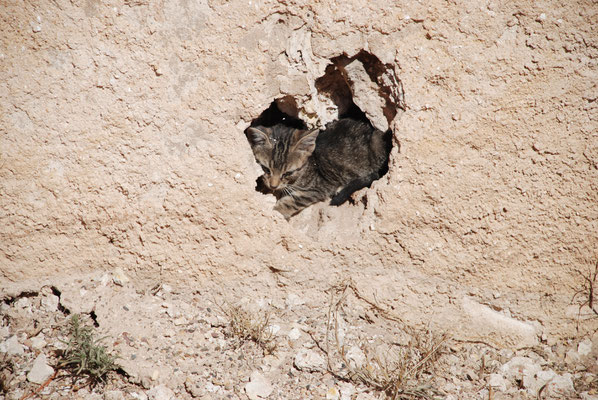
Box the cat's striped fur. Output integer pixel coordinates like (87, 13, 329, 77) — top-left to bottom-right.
(246, 118, 391, 220)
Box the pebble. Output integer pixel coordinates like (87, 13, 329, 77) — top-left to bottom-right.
(245, 371, 273, 399)
(346, 346, 366, 369)
(41, 294, 59, 312)
(488, 373, 508, 391)
(104, 390, 125, 400)
(130, 392, 149, 400)
(27, 354, 54, 384)
(287, 327, 301, 341)
(148, 384, 175, 400)
(326, 386, 340, 400)
(1, 335, 25, 355)
(173, 317, 186, 326)
(0, 326, 9, 339)
(578, 339, 592, 356)
(15, 297, 31, 309)
(30, 334, 47, 350)
(285, 293, 305, 309)
(113, 267, 130, 286)
(338, 382, 355, 400)
(294, 349, 326, 372)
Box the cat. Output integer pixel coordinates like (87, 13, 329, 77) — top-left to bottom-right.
(245, 118, 391, 220)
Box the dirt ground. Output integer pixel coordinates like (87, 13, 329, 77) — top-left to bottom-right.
(1, 0, 597, 399)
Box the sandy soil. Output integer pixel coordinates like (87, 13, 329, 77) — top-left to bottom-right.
(1, 0, 597, 398)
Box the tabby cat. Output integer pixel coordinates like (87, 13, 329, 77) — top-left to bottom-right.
(245, 118, 391, 220)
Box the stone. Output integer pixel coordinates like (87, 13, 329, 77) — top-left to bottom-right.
(185, 379, 203, 398)
(104, 390, 125, 400)
(41, 294, 59, 312)
(245, 371, 273, 399)
(294, 349, 326, 372)
(488, 373, 508, 391)
(500, 357, 574, 396)
(148, 384, 175, 400)
(288, 327, 301, 341)
(1, 335, 24, 355)
(30, 334, 47, 350)
(27, 354, 54, 384)
(0, 326, 9, 339)
(346, 346, 366, 369)
(130, 392, 149, 400)
(285, 293, 305, 308)
(544, 373, 574, 397)
(338, 382, 356, 400)
(112, 267, 130, 286)
(578, 339, 593, 356)
(326, 386, 340, 400)
(462, 297, 538, 348)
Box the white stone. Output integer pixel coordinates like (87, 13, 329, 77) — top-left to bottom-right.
(287, 327, 301, 341)
(0, 326, 9, 339)
(104, 390, 125, 400)
(148, 384, 174, 400)
(41, 294, 59, 312)
(112, 267, 130, 286)
(285, 293, 305, 308)
(488, 373, 508, 391)
(578, 339, 592, 356)
(15, 297, 31, 309)
(294, 349, 326, 372)
(545, 373, 574, 397)
(130, 392, 149, 400)
(268, 324, 280, 336)
(30, 334, 47, 350)
(1, 335, 24, 355)
(27, 354, 54, 384)
(346, 346, 366, 369)
(462, 297, 538, 348)
(245, 371, 273, 399)
(326, 386, 340, 400)
(339, 382, 355, 400)
(501, 357, 573, 396)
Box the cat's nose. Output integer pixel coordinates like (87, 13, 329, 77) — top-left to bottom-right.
(269, 177, 280, 189)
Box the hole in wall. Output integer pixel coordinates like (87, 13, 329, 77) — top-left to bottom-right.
(245, 50, 403, 220)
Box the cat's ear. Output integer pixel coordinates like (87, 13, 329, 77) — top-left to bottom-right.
(292, 128, 319, 154)
(245, 127, 271, 148)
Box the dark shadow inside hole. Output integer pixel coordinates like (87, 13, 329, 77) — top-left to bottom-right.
(248, 97, 306, 129)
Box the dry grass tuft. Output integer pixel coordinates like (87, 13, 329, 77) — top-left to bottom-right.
(324, 279, 448, 400)
(221, 303, 277, 355)
(572, 259, 598, 330)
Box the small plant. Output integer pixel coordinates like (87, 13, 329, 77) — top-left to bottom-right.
(58, 314, 119, 383)
(572, 259, 598, 330)
(221, 303, 277, 355)
(324, 280, 447, 400)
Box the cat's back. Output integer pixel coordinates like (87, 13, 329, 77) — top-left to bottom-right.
(314, 118, 390, 164)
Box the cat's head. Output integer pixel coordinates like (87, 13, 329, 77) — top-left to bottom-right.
(245, 124, 319, 191)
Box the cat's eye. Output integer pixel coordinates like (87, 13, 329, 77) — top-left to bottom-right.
(282, 170, 296, 179)
(260, 165, 271, 175)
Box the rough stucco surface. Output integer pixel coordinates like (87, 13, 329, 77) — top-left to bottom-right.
(1, 0, 597, 347)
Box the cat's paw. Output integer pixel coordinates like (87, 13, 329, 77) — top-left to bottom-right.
(274, 198, 300, 221)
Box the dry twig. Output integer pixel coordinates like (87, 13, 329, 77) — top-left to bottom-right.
(324, 279, 448, 400)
